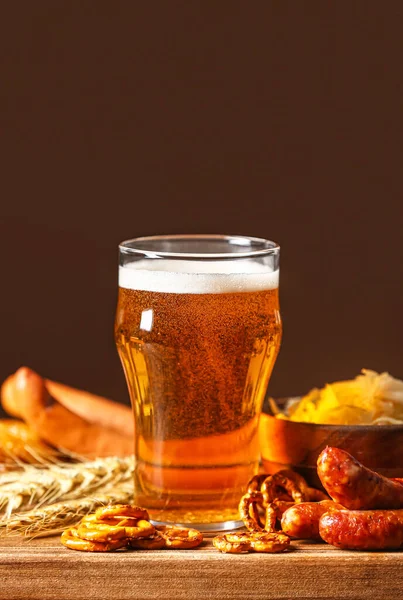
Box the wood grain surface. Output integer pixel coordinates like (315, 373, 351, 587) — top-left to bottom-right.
(0, 534, 402, 600)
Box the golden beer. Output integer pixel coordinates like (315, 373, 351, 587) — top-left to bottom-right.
(115, 236, 281, 530)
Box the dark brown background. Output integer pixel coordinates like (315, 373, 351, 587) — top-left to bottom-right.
(1, 2, 402, 417)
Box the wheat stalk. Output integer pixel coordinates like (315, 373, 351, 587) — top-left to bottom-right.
(0, 456, 134, 517)
(0, 456, 135, 537)
(2, 486, 134, 538)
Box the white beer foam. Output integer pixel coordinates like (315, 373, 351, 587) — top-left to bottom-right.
(119, 259, 279, 294)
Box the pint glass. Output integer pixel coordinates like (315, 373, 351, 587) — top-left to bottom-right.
(115, 235, 281, 531)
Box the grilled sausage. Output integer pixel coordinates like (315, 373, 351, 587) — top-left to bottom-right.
(281, 500, 343, 540)
(317, 447, 403, 510)
(319, 508, 403, 550)
(1, 367, 133, 456)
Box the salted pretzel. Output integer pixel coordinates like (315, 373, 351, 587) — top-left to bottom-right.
(80, 514, 99, 524)
(61, 527, 127, 552)
(77, 522, 127, 542)
(239, 470, 311, 534)
(80, 515, 155, 540)
(238, 491, 266, 531)
(155, 525, 203, 549)
(95, 504, 149, 521)
(123, 520, 156, 539)
(82, 514, 146, 528)
(128, 533, 167, 550)
(248, 531, 290, 553)
(238, 491, 296, 533)
(264, 500, 295, 532)
(274, 469, 310, 494)
(129, 525, 204, 550)
(103, 517, 144, 527)
(261, 472, 306, 506)
(61, 504, 203, 552)
(246, 474, 269, 493)
(213, 533, 252, 554)
(213, 530, 290, 554)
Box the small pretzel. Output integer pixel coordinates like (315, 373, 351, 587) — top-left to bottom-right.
(156, 526, 203, 549)
(129, 533, 167, 550)
(247, 474, 269, 493)
(82, 515, 142, 528)
(277, 470, 310, 494)
(261, 473, 306, 506)
(61, 528, 127, 552)
(60, 506, 204, 553)
(213, 533, 252, 554)
(77, 522, 127, 543)
(264, 500, 294, 532)
(81, 516, 155, 540)
(107, 517, 144, 527)
(213, 530, 290, 554)
(274, 493, 294, 502)
(80, 514, 99, 524)
(238, 491, 265, 532)
(95, 504, 149, 521)
(240, 471, 309, 534)
(124, 519, 156, 540)
(249, 531, 290, 553)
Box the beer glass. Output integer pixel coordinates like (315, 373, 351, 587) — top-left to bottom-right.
(115, 235, 281, 531)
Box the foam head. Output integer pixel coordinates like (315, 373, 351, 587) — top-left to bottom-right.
(119, 259, 279, 294)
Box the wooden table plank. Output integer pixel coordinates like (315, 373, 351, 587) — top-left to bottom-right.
(0, 535, 402, 600)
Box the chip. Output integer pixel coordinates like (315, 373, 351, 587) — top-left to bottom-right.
(272, 370, 403, 425)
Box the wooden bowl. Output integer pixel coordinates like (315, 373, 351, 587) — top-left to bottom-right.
(259, 401, 403, 488)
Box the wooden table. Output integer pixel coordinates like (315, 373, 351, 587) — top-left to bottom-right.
(0, 534, 402, 600)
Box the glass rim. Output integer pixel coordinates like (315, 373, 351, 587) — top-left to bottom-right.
(119, 234, 280, 260)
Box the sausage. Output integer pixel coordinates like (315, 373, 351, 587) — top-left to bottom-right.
(2, 367, 133, 437)
(1, 367, 133, 456)
(317, 447, 403, 510)
(281, 500, 343, 540)
(319, 508, 403, 550)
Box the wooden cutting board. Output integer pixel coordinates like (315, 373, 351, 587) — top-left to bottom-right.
(0, 534, 402, 600)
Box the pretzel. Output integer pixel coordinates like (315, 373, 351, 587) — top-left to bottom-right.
(239, 493, 294, 533)
(61, 505, 204, 553)
(95, 504, 149, 521)
(238, 491, 265, 532)
(124, 520, 156, 539)
(77, 522, 127, 542)
(213, 533, 252, 554)
(61, 528, 127, 552)
(128, 526, 203, 550)
(80, 514, 126, 526)
(80, 514, 99, 524)
(261, 472, 307, 506)
(247, 474, 269, 494)
(105, 517, 144, 527)
(128, 533, 167, 550)
(264, 500, 295, 533)
(155, 526, 203, 549)
(213, 531, 290, 554)
(82, 514, 142, 528)
(240, 471, 310, 533)
(248, 531, 290, 553)
(80, 516, 155, 540)
(276, 469, 310, 494)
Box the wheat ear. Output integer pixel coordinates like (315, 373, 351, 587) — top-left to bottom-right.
(0, 456, 134, 523)
(2, 486, 134, 538)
